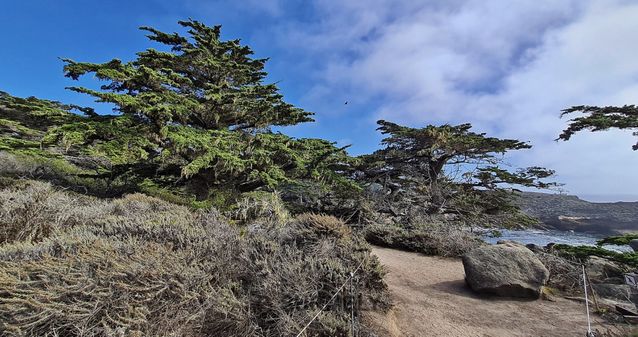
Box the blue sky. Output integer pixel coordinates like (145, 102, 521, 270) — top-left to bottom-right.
(2, 0, 638, 201)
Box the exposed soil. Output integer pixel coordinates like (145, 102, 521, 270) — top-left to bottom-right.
(364, 246, 621, 337)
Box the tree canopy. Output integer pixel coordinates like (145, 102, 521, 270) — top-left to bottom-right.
(63, 20, 313, 131)
(360, 120, 553, 189)
(0, 21, 354, 207)
(0, 19, 556, 225)
(559, 105, 638, 150)
(356, 120, 555, 222)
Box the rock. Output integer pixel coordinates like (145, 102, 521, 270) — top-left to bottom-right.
(586, 256, 624, 283)
(591, 283, 631, 302)
(540, 286, 557, 302)
(629, 239, 638, 252)
(496, 240, 542, 253)
(525, 243, 542, 253)
(463, 244, 549, 298)
(366, 183, 384, 194)
(496, 240, 524, 248)
(604, 277, 626, 285)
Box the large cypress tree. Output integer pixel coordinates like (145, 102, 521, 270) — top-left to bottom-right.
(358, 120, 555, 219)
(63, 20, 312, 131)
(362, 120, 553, 189)
(2, 21, 354, 204)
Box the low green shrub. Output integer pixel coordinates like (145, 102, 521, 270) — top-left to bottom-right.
(554, 244, 638, 269)
(597, 233, 638, 246)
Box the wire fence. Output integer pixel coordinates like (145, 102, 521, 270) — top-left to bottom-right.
(295, 259, 365, 337)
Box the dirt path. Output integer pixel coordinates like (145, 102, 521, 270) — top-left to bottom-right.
(365, 246, 615, 337)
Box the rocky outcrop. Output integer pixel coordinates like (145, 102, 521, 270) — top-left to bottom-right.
(586, 256, 625, 283)
(591, 284, 631, 302)
(463, 243, 549, 298)
(630, 239, 638, 252)
(516, 192, 638, 234)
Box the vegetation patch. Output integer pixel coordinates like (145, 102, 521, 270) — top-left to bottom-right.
(0, 181, 388, 337)
(554, 244, 638, 269)
(0, 18, 572, 336)
(364, 221, 483, 257)
(597, 233, 638, 246)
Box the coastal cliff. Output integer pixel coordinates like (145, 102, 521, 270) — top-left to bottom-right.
(517, 192, 638, 234)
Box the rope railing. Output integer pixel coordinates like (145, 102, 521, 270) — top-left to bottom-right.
(582, 265, 593, 336)
(295, 259, 365, 337)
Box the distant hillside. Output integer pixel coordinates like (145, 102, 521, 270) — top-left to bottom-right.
(516, 192, 638, 234)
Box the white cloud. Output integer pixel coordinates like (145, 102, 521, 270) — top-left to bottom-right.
(179, 0, 285, 19)
(273, 0, 638, 200)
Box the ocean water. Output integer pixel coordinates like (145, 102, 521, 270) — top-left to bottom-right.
(482, 229, 632, 253)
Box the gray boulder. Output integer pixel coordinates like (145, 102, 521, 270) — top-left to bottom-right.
(586, 256, 624, 283)
(630, 239, 638, 252)
(495, 240, 541, 253)
(591, 283, 631, 302)
(496, 240, 524, 248)
(463, 244, 549, 298)
(525, 243, 542, 253)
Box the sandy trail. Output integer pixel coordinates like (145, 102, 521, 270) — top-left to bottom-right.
(366, 246, 614, 337)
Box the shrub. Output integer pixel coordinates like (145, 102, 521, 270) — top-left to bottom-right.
(554, 244, 638, 269)
(597, 233, 638, 246)
(0, 182, 388, 336)
(534, 250, 582, 293)
(287, 213, 352, 241)
(0, 180, 87, 244)
(230, 191, 291, 225)
(364, 221, 482, 257)
(0, 151, 125, 198)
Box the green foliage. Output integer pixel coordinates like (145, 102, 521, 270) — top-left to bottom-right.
(357, 120, 555, 224)
(0, 151, 121, 201)
(63, 20, 312, 131)
(368, 120, 555, 188)
(0, 91, 79, 154)
(137, 178, 202, 207)
(486, 229, 503, 238)
(554, 244, 638, 268)
(230, 191, 290, 225)
(473, 166, 556, 190)
(0, 91, 81, 130)
(559, 105, 638, 150)
(360, 120, 555, 193)
(0, 21, 359, 207)
(369, 120, 534, 183)
(0, 118, 39, 138)
(42, 115, 153, 162)
(596, 233, 638, 246)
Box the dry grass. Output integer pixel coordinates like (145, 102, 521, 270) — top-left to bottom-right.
(534, 250, 582, 294)
(230, 191, 291, 225)
(289, 214, 353, 241)
(0, 180, 388, 337)
(0, 181, 93, 245)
